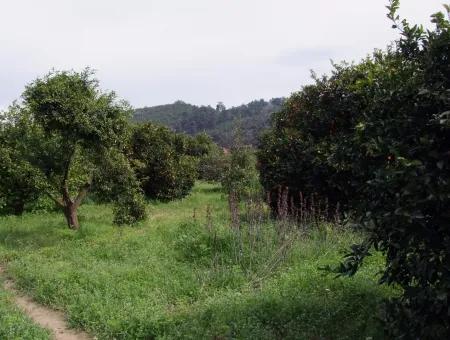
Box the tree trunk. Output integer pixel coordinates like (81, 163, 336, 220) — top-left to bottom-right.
(63, 203, 80, 230)
(12, 200, 25, 216)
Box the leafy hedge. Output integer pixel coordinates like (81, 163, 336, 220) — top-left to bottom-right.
(258, 2, 450, 338)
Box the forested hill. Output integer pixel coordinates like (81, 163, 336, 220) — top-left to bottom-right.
(133, 98, 285, 146)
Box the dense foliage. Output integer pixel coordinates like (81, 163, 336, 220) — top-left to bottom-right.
(129, 123, 198, 201)
(0, 105, 41, 215)
(0, 70, 146, 228)
(197, 145, 229, 182)
(221, 126, 259, 200)
(258, 2, 450, 338)
(133, 98, 284, 147)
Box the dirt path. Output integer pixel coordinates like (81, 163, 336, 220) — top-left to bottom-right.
(0, 266, 92, 340)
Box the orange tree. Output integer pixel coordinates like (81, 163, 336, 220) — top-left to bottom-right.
(129, 123, 197, 201)
(5, 69, 146, 229)
(258, 2, 450, 337)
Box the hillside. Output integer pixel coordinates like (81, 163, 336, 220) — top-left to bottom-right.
(133, 98, 285, 146)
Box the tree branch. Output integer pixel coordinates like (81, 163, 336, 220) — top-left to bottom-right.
(45, 191, 65, 208)
(74, 180, 92, 208)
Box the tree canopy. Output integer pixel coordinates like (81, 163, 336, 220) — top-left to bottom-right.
(0, 69, 146, 229)
(258, 1, 450, 337)
(129, 123, 199, 201)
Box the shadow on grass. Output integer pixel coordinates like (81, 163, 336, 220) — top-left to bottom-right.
(161, 278, 386, 340)
(0, 215, 75, 253)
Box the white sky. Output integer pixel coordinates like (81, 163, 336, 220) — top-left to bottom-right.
(0, 0, 446, 109)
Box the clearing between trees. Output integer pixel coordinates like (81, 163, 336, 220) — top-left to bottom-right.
(0, 182, 393, 339)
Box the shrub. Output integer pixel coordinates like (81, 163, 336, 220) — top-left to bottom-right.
(0, 105, 41, 215)
(113, 190, 147, 225)
(197, 147, 229, 182)
(222, 124, 260, 200)
(183, 132, 216, 158)
(130, 123, 197, 201)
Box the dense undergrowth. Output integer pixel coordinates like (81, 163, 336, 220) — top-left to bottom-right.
(0, 182, 394, 339)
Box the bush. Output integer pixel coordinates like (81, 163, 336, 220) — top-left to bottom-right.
(258, 2, 450, 338)
(91, 148, 147, 225)
(113, 190, 147, 225)
(222, 124, 260, 200)
(130, 123, 197, 201)
(197, 145, 229, 182)
(0, 106, 41, 215)
(183, 132, 216, 158)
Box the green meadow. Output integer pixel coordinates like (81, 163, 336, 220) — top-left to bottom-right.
(0, 182, 393, 339)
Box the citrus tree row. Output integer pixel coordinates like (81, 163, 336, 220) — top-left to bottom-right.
(258, 1, 450, 338)
(0, 69, 219, 228)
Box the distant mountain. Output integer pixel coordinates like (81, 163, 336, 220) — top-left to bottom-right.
(133, 98, 285, 147)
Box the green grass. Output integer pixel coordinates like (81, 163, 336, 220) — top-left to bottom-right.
(0, 279, 50, 339)
(0, 182, 394, 339)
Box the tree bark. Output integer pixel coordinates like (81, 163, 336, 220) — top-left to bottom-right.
(60, 181, 90, 230)
(63, 203, 80, 230)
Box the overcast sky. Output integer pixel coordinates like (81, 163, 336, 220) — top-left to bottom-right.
(0, 0, 445, 109)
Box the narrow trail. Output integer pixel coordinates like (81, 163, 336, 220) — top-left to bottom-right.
(0, 266, 92, 340)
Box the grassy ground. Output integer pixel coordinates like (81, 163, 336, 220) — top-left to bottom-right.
(0, 285, 50, 340)
(0, 182, 393, 339)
